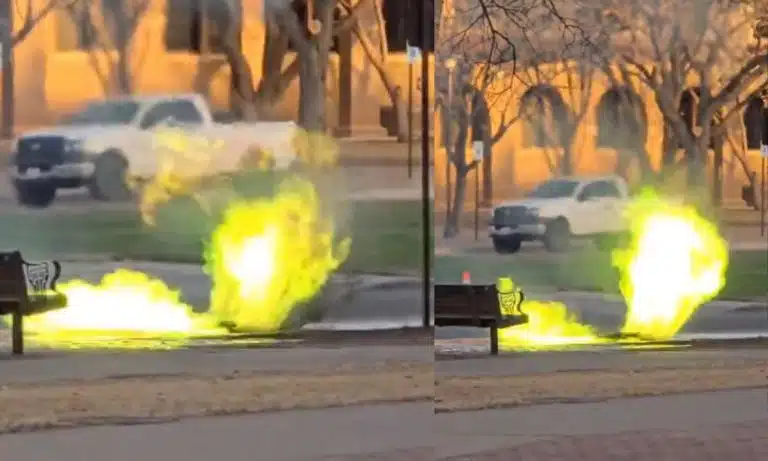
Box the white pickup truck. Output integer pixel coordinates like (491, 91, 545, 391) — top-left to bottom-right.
(489, 175, 631, 253)
(8, 93, 299, 207)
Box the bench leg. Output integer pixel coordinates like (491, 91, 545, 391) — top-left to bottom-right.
(490, 325, 499, 356)
(11, 303, 23, 356)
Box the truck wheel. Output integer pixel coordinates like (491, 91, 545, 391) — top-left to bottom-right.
(493, 237, 522, 254)
(544, 218, 570, 252)
(89, 151, 133, 201)
(15, 183, 56, 208)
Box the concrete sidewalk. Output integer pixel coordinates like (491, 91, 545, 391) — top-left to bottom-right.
(0, 403, 435, 461)
(1, 390, 766, 460)
(436, 389, 768, 459)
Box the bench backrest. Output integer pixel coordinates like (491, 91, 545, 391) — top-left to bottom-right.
(434, 284, 501, 327)
(0, 251, 28, 304)
(0, 250, 62, 314)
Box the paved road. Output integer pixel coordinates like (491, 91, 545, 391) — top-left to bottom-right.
(1, 390, 766, 460)
(0, 340, 431, 461)
(0, 403, 434, 461)
(435, 389, 768, 460)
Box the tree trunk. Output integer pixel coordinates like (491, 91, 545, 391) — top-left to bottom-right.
(686, 145, 706, 189)
(223, 43, 257, 120)
(298, 48, 326, 131)
(254, 28, 293, 113)
(661, 122, 677, 170)
(712, 135, 724, 206)
(560, 146, 574, 175)
(444, 164, 468, 238)
(443, 104, 471, 238)
(115, 53, 132, 95)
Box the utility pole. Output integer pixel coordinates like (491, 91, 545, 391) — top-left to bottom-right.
(419, 0, 432, 328)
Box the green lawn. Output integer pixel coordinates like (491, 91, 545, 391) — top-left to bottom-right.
(435, 249, 767, 300)
(0, 181, 424, 275)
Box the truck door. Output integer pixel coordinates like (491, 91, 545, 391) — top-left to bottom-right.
(572, 181, 606, 235)
(578, 180, 624, 233)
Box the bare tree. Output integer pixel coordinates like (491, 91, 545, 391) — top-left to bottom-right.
(587, 0, 768, 199)
(516, 58, 599, 176)
(195, 0, 368, 130)
(438, 0, 591, 237)
(10, 0, 73, 46)
(64, 0, 151, 95)
(205, 0, 359, 130)
(338, 0, 411, 142)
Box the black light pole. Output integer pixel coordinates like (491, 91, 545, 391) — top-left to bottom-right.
(419, 0, 432, 328)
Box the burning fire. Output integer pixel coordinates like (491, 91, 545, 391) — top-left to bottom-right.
(499, 191, 729, 350)
(205, 177, 350, 332)
(24, 270, 224, 348)
(7, 128, 349, 347)
(498, 300, 604, 350)
(615, 192, 728, 339)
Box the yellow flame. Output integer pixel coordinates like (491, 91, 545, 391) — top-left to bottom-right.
(18, 270, 223, 348)
(614, 191, 728, 339)
(293, 130, 339, 168)
(499, 300, 604, 350)
(499, 190, 729, 350)
(135, 127, 227, 225)
(3, 127, 349, 348)
(205, 177, 350, 332)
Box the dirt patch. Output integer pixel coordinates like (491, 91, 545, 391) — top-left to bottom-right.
(436, 360, 768, 412)
(0, 361, 430, 433)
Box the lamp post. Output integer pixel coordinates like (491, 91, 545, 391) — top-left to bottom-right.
(444, 57, 456, 217)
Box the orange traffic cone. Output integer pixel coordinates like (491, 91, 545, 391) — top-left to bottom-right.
(461, 271, 471, 285)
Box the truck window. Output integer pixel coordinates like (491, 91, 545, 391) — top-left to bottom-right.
(581, 180, 622, 200)
(140, 100, 204, 129)
(526, 179, 580, 199)
(63, 101, 140, 125)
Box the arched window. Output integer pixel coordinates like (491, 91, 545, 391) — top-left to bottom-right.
(744, 96, 764, 150)
(595, 87, 647, 150)
(519, 85, 570, 148)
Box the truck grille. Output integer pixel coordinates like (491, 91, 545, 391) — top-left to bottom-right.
(493, 206, 537, 226)
(16, 136, 65, 169)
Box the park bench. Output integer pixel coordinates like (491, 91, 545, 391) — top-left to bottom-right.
(0, 250, 67, 355)
(434, 283, 528, 355)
